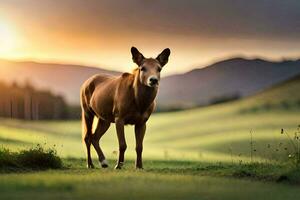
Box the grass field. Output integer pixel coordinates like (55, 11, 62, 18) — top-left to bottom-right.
(1, 105, 299, 200)
(0, 104, 299, 163)
(1, 159, 300, 200)
(1, 76, 300, 199)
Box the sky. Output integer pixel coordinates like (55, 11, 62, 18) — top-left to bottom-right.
(0, 0, 299, 75)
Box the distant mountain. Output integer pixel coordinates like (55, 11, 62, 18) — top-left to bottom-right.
(158, 58, 300, 107)
(1, 58, 300, 107)
(0, 60, 120, 105)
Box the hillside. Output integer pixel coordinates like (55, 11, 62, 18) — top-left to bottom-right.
(158, 58, 300, 107)
(1, 73, 300, 160)
(0, 59, 120, 105)
(237, 74, 300, 112)
(1, 73, 300, 166)
(1, 58, 300, 107)
(247, 74, 300, 102)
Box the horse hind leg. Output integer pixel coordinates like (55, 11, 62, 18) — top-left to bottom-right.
(91, 119, 111, 168)
(82, 110, 94, 169)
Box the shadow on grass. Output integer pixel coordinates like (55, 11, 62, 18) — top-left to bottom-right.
(1, 147, 299, 185)
(62, 157, 300, 185)
(0, 137, 33, 146)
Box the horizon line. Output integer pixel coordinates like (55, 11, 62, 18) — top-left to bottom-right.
(1, 54, 299, 77)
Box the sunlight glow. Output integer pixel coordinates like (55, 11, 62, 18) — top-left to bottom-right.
(0, 21, 17, 55)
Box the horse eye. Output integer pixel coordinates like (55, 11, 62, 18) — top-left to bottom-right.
(141, 67, 147, 72)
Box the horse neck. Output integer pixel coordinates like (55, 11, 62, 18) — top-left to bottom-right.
(133, 70, 157, 113)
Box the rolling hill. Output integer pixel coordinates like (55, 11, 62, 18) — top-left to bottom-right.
(1, 73, 300, 162)
(158, 58, 300, 107)
(1, 58, 300, 106)
(0, 59, 120, 105)
(237, 74, 300, 112)
(1, 63, 299, 200)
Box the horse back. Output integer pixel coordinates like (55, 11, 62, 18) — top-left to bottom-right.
(82, 73, 133, 121)
(80, 74, 114, 113)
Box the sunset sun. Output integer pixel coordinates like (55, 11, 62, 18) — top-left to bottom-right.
(0, 21, 17, 54)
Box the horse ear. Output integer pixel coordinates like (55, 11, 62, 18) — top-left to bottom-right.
(156, 48, 170, 67)
(131, 47, 145, 66)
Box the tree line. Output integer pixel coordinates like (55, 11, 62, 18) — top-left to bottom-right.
(0, 81, 80, 120)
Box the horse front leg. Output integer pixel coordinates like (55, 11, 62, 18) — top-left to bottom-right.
(115, 118, 127, 169)
(135, 123, 146, 169)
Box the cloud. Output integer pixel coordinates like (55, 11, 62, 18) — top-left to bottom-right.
(2, 0, 300, 40)
(1, 0, 299, 74)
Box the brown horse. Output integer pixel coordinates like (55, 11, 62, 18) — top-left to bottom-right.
(80, 47, 170, 169)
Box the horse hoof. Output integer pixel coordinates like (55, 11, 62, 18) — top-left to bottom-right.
(102, 164, 108, 168)
(87, 164, 94, 169)
(135, 166, 144, 170)
(114, 163, 124, 169)
(114, 165, 122, 169)
(100, 159, 109, 168)
(114, 162, 124, 169)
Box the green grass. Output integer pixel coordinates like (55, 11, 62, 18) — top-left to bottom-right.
(238, 74, 300, 113)
(0, 145, 62, 171)
(0, 107, 299, 163)
(1, 75, 300, 199)
(1, 159, 300, 200)
(0, 107, 299, 200)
